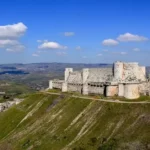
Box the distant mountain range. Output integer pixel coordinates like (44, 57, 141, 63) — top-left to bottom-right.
(0, 63, 112, 75)
(0, 63, 150, 75)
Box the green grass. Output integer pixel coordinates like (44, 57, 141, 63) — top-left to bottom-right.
(0, 97, 7, 103)
(47, 89, 150, 102)
(0, 93, 150, 150)
(0, 81, 33, 95)
(47, 88, 61, 93)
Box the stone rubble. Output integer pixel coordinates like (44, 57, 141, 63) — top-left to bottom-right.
(0, 98, 24, 112)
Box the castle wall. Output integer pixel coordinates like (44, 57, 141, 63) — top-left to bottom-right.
(114, 61, 124, 80)
(88, 68, 113, 82)
(106, 85, 118, 97)
(53, 81, 63, 89)
(62, 82, 68, 92)
(83, 84, 88, 95)
(83, 69, 89, 83)
(139, 81, 150, 95)
(88, 85, 104, 95)
(123, 62, 139, 81)
(114, 62, 146, 82)
(68, 84, 82, 93)
(49, 61, 147, 100)
(49, 80, 53, 89)
(68, 71, 82, 84)
(138, 66, 146, 81)
(124, 84, 140, 99)
(118, 84, 124, 96)
(65, 68, 73, 81)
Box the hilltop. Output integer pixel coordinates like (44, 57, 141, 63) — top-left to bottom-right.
(0, 92, 150, 150)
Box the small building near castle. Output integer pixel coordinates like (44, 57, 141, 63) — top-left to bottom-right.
(49, 61, 150, 99)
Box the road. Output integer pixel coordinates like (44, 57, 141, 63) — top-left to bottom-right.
(42, 92, 150, 104)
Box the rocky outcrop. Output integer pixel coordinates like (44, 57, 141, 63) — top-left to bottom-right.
(0, 98, 24, 112)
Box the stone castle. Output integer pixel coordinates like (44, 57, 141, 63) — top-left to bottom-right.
(49, 61, 150, 99)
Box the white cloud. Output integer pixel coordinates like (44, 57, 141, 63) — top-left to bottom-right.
(0, 39, 19, 47)
(0, 22, 27, 53)
(133, 48, 140, 52)
(82, 56, 87, 59)
(38, 41, 67, 50)
(32, 53, 39, 57)
(37, 50, 42, 53)
(120, 52, 127, 55)
(37, 40, 42, 43)
(0, 22, 27, 39)
(112, 51, 127, 55)
(64, 32, 75, 37)
(102, 39, 119, 46)
(6, 44, 25, 52)
(56, 51, 67, 56)
(76, 46, 81, 50)
(117, 33, 148, 42)
(97, 53, 103, 56)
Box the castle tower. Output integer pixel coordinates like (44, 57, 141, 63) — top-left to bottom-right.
(65, 68, 73, 81)
(114, 61, 124, 80)
(140, 66, 146, 76)
(82, 68, 89, 95)
(82, 68, 89, 84)
(49, 80, 53, 89)
(62, 82, 68, 92)
(139, 66, 146, 81)
(124, 83, 140, 99)
(127, 62, 139, 79)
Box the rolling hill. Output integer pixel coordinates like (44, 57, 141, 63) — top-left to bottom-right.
(0, 93, 150, 150)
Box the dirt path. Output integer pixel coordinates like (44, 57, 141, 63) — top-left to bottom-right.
(42, 92, 150, 104)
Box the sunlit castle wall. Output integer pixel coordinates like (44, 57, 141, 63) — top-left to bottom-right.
(65, 68, 73, 81)
(123, 62, 139, 80)
(114, 61, 124, 80)
(82, 69, 89, 95)
(138, 66, 146, 81)
(114, 62, 146, 82)
(82, 68, 89, 84)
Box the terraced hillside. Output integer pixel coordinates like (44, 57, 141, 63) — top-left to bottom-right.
(0, 93, 150, 150)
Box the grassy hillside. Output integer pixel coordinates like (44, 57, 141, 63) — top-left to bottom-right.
(0, 81, 33, 95)
(0, 93, 150, 150)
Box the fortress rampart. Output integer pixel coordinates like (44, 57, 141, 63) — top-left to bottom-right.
(49, 61, 149, 99)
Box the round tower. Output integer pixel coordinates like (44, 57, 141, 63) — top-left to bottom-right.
(124, 83, 140, 99)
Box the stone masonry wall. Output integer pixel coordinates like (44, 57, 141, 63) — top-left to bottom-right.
(53, 81, 63, 89)
(88, 85, 104, 95)
(114, 62, 146, 82)
(139, 81, 150, 95)
(68, 84, 82, 93)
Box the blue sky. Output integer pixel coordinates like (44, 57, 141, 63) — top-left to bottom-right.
(0, 0, 150, 65)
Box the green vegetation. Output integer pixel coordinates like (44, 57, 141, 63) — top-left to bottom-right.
(47, 88, 62, 93)
(0, 93, 150, 150)
(0, 81, 33, 103)
(0, 81, 33, 95)
(47, 89, 150, 102)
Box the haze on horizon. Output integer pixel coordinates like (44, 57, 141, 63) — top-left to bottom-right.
(0, 0, 150, 65)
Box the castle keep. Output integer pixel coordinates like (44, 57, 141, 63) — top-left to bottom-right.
(49, 61, 150, 99)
